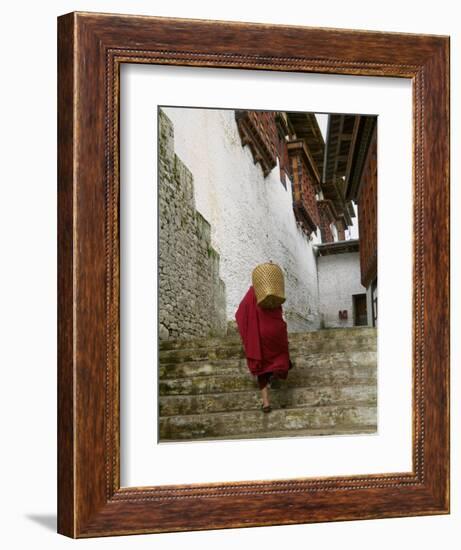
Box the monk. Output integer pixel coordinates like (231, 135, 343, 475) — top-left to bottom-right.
(235, 285, 293, 413)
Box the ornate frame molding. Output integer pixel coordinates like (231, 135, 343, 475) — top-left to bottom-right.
(58, 12, 449, 537)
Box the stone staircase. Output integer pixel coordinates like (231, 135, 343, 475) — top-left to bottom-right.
(158, 327, 377, 441)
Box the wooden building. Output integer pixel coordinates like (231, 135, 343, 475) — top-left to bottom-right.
(235, 109, 378, 326)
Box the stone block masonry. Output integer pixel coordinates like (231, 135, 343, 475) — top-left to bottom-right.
(158, 109, 227, 341)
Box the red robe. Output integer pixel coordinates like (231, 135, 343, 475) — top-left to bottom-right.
(235, 286, 291, 379)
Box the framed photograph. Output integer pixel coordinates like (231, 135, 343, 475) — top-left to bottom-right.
(58, 12, 450, 537)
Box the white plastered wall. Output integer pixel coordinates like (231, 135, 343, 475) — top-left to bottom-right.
(162, 107, 321, 331)
(317, 251, 368, 328)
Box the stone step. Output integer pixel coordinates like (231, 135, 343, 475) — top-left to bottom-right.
(159, 365, 376, 396)
(159, 350, 376, 380)
(158, 335, 376, 364)
(159, 383, 377, 416)
(159, 327, 377, 351)
(159, 404, 377, 440)
(184, 425, 377, 441)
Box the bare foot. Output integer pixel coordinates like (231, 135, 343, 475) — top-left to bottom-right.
(261, 386, 270, 408)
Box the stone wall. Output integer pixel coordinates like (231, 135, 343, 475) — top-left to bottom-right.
(158, 109, 226, 340)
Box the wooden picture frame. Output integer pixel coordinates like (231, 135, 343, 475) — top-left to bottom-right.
(57, 11, 450, 537)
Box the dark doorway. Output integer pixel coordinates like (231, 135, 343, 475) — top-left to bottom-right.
(353, 294, 368, 326)
(371, 278, 378, 327)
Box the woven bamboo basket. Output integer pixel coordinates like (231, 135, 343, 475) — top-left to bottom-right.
(252, 262, 286, 309)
